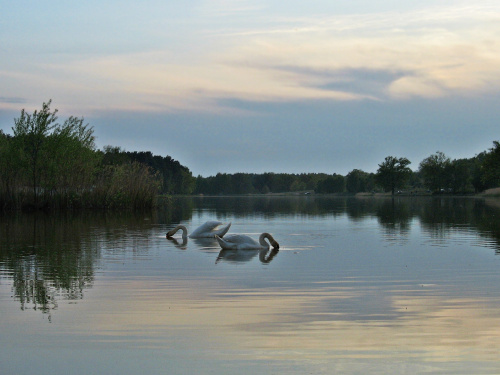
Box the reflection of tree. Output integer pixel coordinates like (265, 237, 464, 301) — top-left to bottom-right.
(158, 196, 194, 223)
(180, 196, 500, 252)
(483, 200, 500, 253)
(0, 212, 101, 319)
(375, 198, 412, 235)
(185, 196, 348, 219)
(3, 195, 500, 321)
(419, 198, 500, 252)
(0, 205, 194, 318)
(0, 199, 194, 319)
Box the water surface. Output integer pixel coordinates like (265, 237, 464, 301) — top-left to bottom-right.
(1, 196, 500, 374)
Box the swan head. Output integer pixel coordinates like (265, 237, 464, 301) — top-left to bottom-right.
(261, 233, 279, 249)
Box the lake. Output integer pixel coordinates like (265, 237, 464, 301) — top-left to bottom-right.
(1, 196, 500, 374)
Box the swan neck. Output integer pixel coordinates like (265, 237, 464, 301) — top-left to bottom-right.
(168, 224, 188, 238)
(259, 233, 273, 247)
(178, 225, 188, 237)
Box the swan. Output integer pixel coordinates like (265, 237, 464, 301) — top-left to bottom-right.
(215, 233, 279, 250)
(166, 221, 231, 239)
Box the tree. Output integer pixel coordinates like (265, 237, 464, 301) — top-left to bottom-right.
(346, 169, 374, 193)
(0, 130, 19, 208)
(45, 115, 100, 204)
(419, 151, 451, 192)
(11, 101, 101, 207)
(375, 156, 412, 195)
(481, 141, 500, 189)
(470, 152, 487, 193)
(448, 158, 474, 193)
(12, 100, 58, 205)
(316, 174, 345, 194)
(231, 173, 255, 194)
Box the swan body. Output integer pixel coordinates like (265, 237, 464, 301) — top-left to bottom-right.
(166, 221, 231, 239)
(215, 233, 279, 250)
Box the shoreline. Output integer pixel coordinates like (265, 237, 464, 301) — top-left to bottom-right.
(169, 187, 500, 199)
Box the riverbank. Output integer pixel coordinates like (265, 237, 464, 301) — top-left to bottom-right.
(182, 187, 500, 199)
(482, 187, 500, 197)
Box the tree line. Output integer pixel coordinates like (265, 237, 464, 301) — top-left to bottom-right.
(193, 145, 499, 196)
(1, 101, 499, 211)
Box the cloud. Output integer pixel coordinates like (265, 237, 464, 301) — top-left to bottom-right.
(0, 96, 26, 104)
(2, 1, 500, 115)
(216, 6, 500, 101)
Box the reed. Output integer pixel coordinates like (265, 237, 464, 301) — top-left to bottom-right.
(91, 162, 161, 209)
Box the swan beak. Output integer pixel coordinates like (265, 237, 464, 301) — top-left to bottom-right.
(166, 230, 174, 238)
(271, 241, 279, 249)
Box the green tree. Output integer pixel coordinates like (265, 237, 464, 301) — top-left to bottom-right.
(0, 130, 20, 208)
(231, 173, 255, 194)
(346, 169, 374, 193)
(290, 179, 306, 192)
(46, 115, 100, 205)
(470, 152, 487, 192)
(449, 158, 474, 193)
(316, 174, 345, 194)
(419, 151, 451, 192)
(481, 141, 500, 189)
(118, 150, 195, 195)
(10, 101, 100, 208)
(101, 146, 130, 165)
(12, 100, 58, 205)
(375, 156, 412, 195)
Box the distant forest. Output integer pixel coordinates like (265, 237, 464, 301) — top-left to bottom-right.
(95, 140, 500, 196)
(1, 101, 499, 211)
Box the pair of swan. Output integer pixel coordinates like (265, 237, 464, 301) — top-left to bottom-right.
(166, 221, 279, 250)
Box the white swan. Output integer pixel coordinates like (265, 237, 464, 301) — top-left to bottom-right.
(166, 221, 231, 239)
(215, 233, 279, 250)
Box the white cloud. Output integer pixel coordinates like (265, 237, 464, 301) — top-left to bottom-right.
(2, 1, 500, 114)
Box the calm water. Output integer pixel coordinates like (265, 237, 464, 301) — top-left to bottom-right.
(1, 196, 500, 374)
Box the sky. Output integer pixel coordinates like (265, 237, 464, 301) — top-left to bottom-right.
(1, 0, 499, 176)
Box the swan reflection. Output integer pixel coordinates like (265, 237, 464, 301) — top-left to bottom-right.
(216, 248, 279, 264)
(215, 233, 279, 250)
(166, 236, 222, 252)
(166, 236, 188, 249)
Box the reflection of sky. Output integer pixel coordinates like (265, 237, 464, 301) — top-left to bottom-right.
(2, 201, 500, 374)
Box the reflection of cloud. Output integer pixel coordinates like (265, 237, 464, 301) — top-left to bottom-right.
(88, 279, 500, 366)
(196, 0, 264, 17)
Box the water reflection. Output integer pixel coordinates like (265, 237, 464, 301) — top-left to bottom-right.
(180, 196, 500, 252)
(2, 196, 500, 319)
(2, 196, 500, 374)
(0, 209, 172, 317)
(166, 236, 188, 249)
(166, 236, 220, 250)
(0, 212, 101, 319)
(216, 248, 279, 264)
